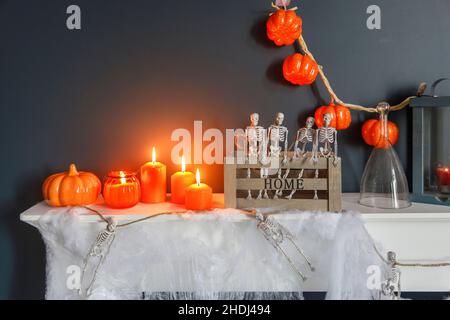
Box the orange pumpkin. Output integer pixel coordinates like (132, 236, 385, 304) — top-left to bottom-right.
(283, 54, 319, 85)
(42, 164, 101, 207)
(267, 10, 302, 46)
(314, 104, 352, 130)
(362, 119, 399, 148)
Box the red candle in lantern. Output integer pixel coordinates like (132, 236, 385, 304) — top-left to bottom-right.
(103, 171, 141, 209)
(436, 166, 450, 186)
(185, 169, 213, 211)
(171, 156, 196, 204)
(140, 147, 167, 203)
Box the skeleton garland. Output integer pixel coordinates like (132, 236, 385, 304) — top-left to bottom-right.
(242, 112, 338, 200)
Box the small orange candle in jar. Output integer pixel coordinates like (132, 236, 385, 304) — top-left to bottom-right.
(185, 169, 213, 211)
(171, 156, 195, 204)
(103, 171, 141, 209)
(140, 147, 167, 203)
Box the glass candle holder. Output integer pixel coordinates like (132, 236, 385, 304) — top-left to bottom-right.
(103, 171, 141, 209)
(436, 165, 450, 194)
(360, 102, 411, 209)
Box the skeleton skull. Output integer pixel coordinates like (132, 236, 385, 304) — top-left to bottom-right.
(306, 117, 315, 129)
(250, 113, 259, 127)
(323, 113, 332, 127)
(387, 251, 397, 264)
(275, 112, 285, 126)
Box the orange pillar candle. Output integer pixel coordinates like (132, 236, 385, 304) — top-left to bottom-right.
(140, 147, 167, 203)
(103, 171, 141, 209)
(185, 169, 213, 211)
(171, 156, 196, 204)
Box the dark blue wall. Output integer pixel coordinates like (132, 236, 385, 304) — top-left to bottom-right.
(1, 0, 450, 299)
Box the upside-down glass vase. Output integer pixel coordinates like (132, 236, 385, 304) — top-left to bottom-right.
(359, 102, 411, 209)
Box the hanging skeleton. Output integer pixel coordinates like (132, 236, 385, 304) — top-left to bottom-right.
(79, 217, 117, 297)
(315, 113, 338, 165)
(381, 251, 402, 300)
(268, 113, 288, 199)
(256, 212, 314, 281)
(245, 113, 267, 200)
(293, 117, 316, 159)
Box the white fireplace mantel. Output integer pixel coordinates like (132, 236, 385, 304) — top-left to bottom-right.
(20, 193, 450, 293)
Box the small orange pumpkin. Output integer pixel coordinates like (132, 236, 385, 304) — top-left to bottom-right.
(362, 119, 399, 148)
(283, 53, 319, 85)
(267, 10, 303, 46)
(42, 164, 101, 207)
(314, 104, 352, 130)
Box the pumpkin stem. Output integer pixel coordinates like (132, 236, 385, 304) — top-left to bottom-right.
(68, 164, 79, 176)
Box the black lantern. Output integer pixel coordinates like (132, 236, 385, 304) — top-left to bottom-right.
(410, 79, 450, 206)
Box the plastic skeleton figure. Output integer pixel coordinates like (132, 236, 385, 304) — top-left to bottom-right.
(381, 251, 401, 300)
(245, 113, 267, 199)
(246, 113, 267, 162)
(268, 112, 288, 163)
(79, 217, 117, 297)
(294, 117, 316, 159)
(256, 212, 314, 282)
(315, 113, 338, 165)
(268, 113, 288, 199)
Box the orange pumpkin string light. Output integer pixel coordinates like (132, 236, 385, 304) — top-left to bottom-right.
(283, 53, 319, 85)
(267, 9, 302, 46)
(269, 1, 426, 114)
(361, 118, 399, 147)
(314, 104, 352, 130)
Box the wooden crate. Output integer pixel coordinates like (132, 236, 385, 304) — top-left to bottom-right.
(224, 152, 342, 212)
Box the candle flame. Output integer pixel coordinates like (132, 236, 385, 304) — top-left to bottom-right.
(196, 168, 201, 186)
(119, 171, 126, 184)
(152, 147, 156, 164)
(181, 155, 186, 173)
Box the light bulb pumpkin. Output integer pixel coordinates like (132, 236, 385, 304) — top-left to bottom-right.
(267, 9, 303, 46)
(361, 119, 399, 148)
(42, 164, 101, 207)
(283, 53, 319, 86)
(314, 104, 352, 130)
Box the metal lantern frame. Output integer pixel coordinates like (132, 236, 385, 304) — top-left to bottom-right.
(410, 78, 450, 206)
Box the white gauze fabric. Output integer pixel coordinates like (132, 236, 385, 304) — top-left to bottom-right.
(31, 208, 386, 300)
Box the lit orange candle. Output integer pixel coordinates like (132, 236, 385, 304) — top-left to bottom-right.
(171, 156, 196, 204)
(140, 147, 167, 203)
(185, 169, 213, 211)
(103, 171, 141, 209)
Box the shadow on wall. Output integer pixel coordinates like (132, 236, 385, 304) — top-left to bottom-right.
(0, 172, 48, 299)
(250, 14, 275, 50)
